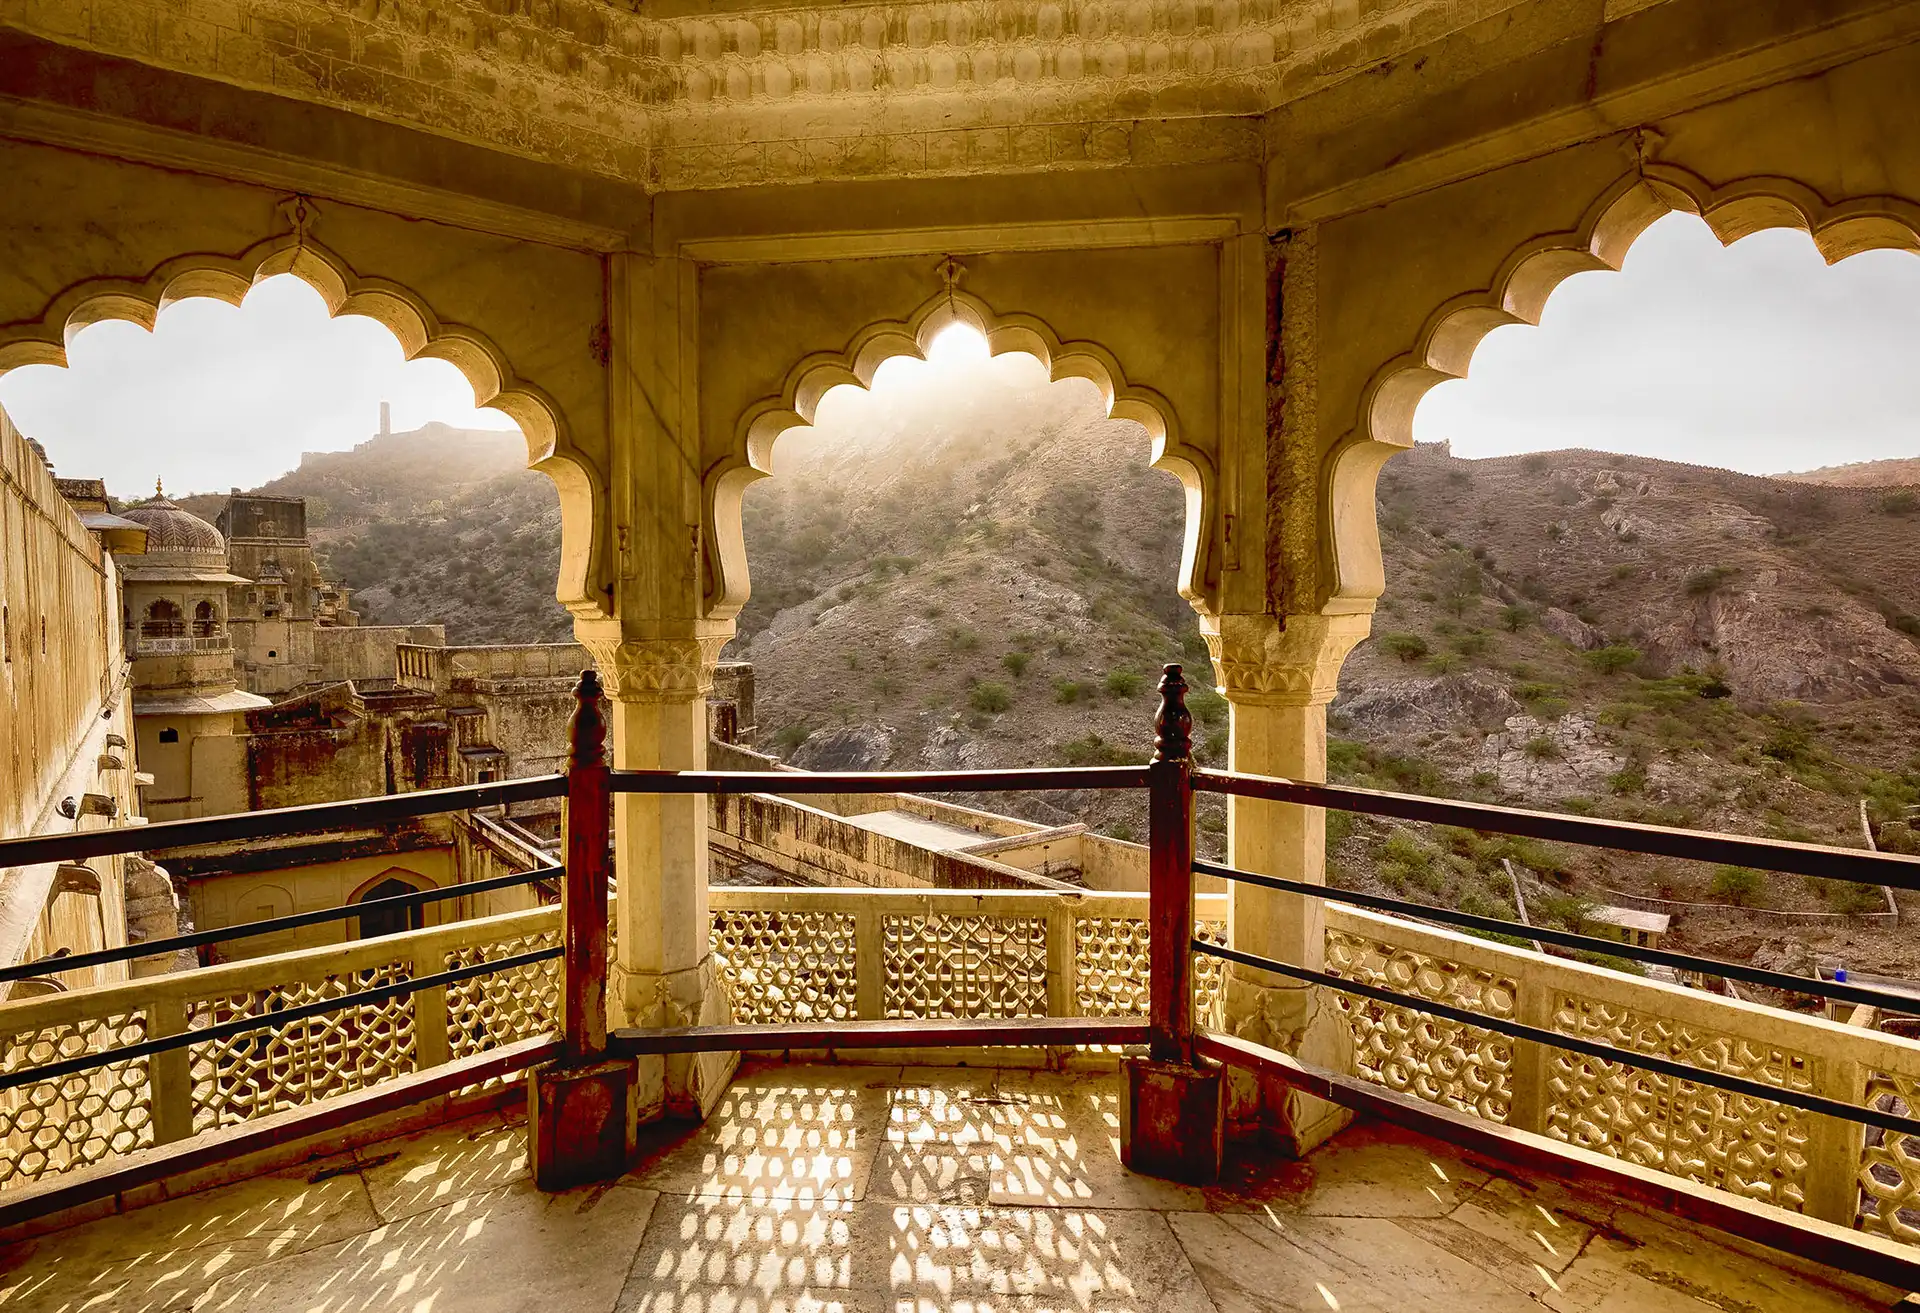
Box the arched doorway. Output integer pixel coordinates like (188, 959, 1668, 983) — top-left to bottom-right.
(353, 872, 427, 940)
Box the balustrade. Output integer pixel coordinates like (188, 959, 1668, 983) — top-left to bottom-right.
(0, 907, 559, 1190)
(5, 664, 1920, 1277)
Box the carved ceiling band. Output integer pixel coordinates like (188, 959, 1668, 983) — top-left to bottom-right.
(5, 0, 1488, 186)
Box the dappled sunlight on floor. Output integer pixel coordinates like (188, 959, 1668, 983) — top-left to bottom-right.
(0, 1063, 1903, 1312)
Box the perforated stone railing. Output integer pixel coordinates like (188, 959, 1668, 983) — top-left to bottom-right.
(1323, 904, 1920, 1241)
(15, 882, 1920, 1250)
(0, 907, 560, 1191)
(708, 887, 1228, 1028)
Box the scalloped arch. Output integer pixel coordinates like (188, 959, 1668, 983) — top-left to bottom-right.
(1325, 167, 1920, 611)
(706, 286, 1215, 621)
(0, 234, 609, 622)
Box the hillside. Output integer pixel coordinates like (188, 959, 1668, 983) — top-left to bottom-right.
(1779, 455, 1920, 488)
(198, 382, 1920, 981)
(181, 424, 572, 644)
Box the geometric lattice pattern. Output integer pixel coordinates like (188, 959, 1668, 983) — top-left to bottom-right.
(1325, 929, 1516, 1123)
(882, 914, 1047, 1018)
(188, 964, 416, 1131)
(1545, 995, 1812, 1213)
(1858, 1071, 1920, 1243)
(1073, 916, 1226, 1026)
(0, 1012, 151, 1188)
(710, 909, 856, 1023)
(447, 932, 560, 1060)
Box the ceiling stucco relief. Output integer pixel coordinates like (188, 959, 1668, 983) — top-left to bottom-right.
(3, 0, 1495, 188)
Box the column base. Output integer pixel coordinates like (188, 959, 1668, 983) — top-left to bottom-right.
(1121, 1056, 1225, 1184)
(617, 955, 739, 1123)
(1223, 974, 1354, 1157)
(528, 1058, 638, 1192)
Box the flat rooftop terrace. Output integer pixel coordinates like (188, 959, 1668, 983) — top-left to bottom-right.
(0, 1062, 1903, 1313)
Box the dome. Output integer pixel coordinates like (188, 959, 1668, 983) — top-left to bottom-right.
(122, 483, 225, 553)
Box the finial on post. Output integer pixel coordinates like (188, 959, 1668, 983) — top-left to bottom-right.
(1152, 664, 1192, 764)
(569, 668, 607, 770)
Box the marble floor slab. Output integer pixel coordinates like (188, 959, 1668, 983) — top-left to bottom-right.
(0, 1061, 1906, 1312)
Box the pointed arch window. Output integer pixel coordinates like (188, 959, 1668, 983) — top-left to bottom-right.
(141, 599, 183, 638)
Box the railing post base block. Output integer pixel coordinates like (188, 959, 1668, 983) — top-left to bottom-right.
(1121, 1056, 1224, 1184)
(528, 1059, 638, 1192)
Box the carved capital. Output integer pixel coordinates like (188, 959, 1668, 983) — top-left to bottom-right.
(1201, 612, 1369, 707)
(576, 622, 734, 702)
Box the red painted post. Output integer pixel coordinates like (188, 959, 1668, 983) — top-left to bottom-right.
(561, 668, 611, 1066)
(1147, 663, 1195, 1066)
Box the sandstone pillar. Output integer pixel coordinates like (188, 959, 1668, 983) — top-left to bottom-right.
(1205, 611, 1368, 1154)
(573, 250, 739, 1123)
(580, 632, 737, 1122)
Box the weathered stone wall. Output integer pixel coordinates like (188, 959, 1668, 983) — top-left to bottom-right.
(310, 624, 447, 687)
(0, 407, 144, 985)
(183, 842, 458, 962)
(710, 791, 1067, 890)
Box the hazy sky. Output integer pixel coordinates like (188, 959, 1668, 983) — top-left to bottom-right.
(1414, 212, 1920, 471)
(0, 275, 513, 499)
(3, 210, 1917, 501)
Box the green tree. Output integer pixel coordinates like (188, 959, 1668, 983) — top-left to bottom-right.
(1431, 551, 1484, 617)
(1710, 865, 1765, 906)
(969, 682, 1012, 714)
(1583, 645, 1641, 676)
(1378, 633, 1429, 663)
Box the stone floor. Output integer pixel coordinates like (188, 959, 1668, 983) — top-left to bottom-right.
(0, 1061, 1907, 1312)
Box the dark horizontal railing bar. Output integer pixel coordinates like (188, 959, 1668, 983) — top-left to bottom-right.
(611, 1016, 1150, 1054)
(0, 774, 567, 869)
(1195, 859, 1920, 1016)
(1193, 939, 1920, 1140)
(608, 766, 1152, 795)
(0, 945, 561, 1093)
(1196, 768, 1920, 890)
(0, 866, 559, 986)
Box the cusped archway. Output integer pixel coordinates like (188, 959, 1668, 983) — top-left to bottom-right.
(705, 285, 1216, 623)
(0, 232, 609, 623)
(1326, 168, 1920, 610)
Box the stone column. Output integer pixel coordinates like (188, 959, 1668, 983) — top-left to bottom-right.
(1205, 610, 1368, 1155)
(581, 631, 738, 1122)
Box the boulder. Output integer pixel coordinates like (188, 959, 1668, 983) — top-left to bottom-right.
(1540, 607, 1606, 651)
(1336, 673, 1525, 738)
(789, 723, 895, 771)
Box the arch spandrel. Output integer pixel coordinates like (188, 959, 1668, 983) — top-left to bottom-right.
(698, 244, 1221, 625)
(0, 138, 614, 622)
(698, 247, 1221, 629)
(1304, 42, 1920, 619)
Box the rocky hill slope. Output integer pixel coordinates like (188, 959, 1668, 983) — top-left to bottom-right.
(197, 385, 1920, 980)
(1779, 455, 1920, 489)
(181, 424, 572, 644)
